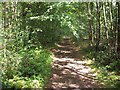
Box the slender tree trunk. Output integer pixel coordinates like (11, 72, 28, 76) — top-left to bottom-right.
(117, 2, 120, 58)
(115, 3, 118, 55)
(2, 2, 7, 58)
(90, 3, 94, 46)
(21, 3, 27, 47)
(96, 2, 101, 51)
(102, 2, 109, 45)
(87, 2, 94, 46)
(108, 2, 113, 51)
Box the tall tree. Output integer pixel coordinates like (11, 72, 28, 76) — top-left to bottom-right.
(96, 2, 101, 51)
(87, 2, 94, 46)
(102, 2, 109, 45)
(117, 2, 120, 57)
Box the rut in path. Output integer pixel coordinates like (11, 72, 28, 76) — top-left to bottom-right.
(45, 38, 102, 89)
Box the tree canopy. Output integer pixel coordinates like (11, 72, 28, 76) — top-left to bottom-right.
(0, 1, 120, 89)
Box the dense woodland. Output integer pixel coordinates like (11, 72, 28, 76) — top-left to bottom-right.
(0, 1, 120, 89)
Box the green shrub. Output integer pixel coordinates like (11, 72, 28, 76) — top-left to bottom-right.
(84, 47, 120, 88)
(19, 48, 52, 78)
(5, 75, 44, 88)
(2, 48, 53, 88)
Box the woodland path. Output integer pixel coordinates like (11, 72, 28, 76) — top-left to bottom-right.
(45, 38, 102, 89)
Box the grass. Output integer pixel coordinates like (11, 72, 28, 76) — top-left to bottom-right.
(85, 58, 120, 88)
(79, 41, 120, 88)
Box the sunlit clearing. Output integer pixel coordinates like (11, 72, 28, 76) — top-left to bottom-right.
(57, 44, 65, 47)
(69, 84, 79, 88)
(60, 50, 71, 53)
(52, 57, 75, 61)
(78, 68, 91, 74)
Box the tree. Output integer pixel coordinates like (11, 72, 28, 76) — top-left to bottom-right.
(96, 2, 101, 51)
(117, 2, 120, 58)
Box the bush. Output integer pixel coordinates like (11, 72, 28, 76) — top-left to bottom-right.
(2, 48, 53, 88)
(19, 48, 52, 78)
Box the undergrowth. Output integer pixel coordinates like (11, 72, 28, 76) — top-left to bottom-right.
(1, 47, 53, 89)
(82, 45, 120, 88)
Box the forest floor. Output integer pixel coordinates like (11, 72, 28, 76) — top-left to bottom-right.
(45, 38, 103, 89)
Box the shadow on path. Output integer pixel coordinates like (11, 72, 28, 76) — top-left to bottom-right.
(45, 38, 102, 89)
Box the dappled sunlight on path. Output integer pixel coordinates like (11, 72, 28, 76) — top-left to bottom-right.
(45, 38, 101, 89)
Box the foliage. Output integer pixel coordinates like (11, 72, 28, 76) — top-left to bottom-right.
(4, 75, 44, 88)
(82, 44, 120, 88)
(2, 48, 52, 88)
(1, 2, 120, 89)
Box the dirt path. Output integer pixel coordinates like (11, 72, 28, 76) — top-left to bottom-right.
(45, 38, 102, 89)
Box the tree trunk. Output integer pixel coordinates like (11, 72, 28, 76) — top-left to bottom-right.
(117, 2, 120, 58)
(96, 2, 101, 51)
(102, 2, 108, 45)
(108, 2, 113, 51)
(87, 2, 94, 46)
(2, 2, 7, 58)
